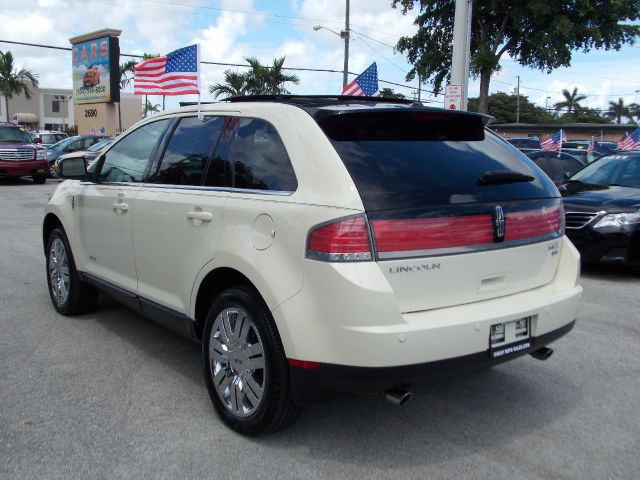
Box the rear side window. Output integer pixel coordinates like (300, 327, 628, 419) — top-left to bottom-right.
(321, 111, 557, 211)
(230, 118, 297, 192)
(98, 119, 171, 183)
(152, 116, 224, 186)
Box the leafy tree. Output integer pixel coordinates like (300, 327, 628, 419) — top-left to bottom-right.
(379, 88, 406, 99)
(606, 98, 630, 124)
(392, 0, 640, 114)
(143, 99, 160, 117)
(554, 87, 587, 117)
(0, 51, 39, 122)
(209, 70, 248, 98)
(467, 92, 553, 124)
(209, 57, 299, 98)
(573, 107, 608, 124)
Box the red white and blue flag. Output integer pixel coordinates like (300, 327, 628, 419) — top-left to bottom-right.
(134, 44, 200, 96)
(617, 127, 640, 151)
(342, 62, 380, 96)
(540, 129, 567, 152)
(587, 137, 594, 156)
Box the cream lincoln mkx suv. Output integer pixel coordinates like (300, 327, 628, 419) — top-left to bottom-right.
(43, 96, 582, 435)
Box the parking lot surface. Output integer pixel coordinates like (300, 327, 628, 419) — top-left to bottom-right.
(1, 178, 639, 479)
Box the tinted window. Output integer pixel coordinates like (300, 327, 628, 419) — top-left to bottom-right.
(571, 154, 640, 188)
(153, 116, 224, 186)
(0, 126, 33, 143)
(324, 113, 557, 211)
(98, 119, 170, 183)
(230, 118, 297, 192)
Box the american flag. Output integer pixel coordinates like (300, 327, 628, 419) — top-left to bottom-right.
(134, 44, 200, 96)
(342, 62, 380, 96)
(617, 127, 640, 151)
(540, 129, 566, 152)
(587, 138, 594, 156)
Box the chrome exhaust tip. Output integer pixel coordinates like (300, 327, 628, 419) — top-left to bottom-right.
(530, 347, 554, 361)
(385, 387, 412, 406)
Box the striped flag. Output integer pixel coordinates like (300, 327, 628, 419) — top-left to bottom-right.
(134, 44, 200, 96)
(587, 138, 594, 156)
(617, 127, 640, 151)
(342, 62, 380, 96)
(540, 129, 566, 152)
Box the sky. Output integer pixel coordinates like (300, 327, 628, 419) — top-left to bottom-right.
(1, 0, 639, 114)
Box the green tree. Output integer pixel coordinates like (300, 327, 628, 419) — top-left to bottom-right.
(143, 99, 160, 117)
(210, 57, 300, 98)
(209, 70, 248, 98)
(606, 98, 630, 124)
(379, 88, 406, 99)
(392, 1, 640, 114)
(467, 92, 553, 124)
(554, 87, 587, 117)
(0, 51, 39, 122)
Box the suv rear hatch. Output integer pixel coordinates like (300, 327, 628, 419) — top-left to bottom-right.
(317, 108, 563, 313)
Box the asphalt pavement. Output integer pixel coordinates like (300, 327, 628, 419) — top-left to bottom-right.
(1, 178, 639, 479)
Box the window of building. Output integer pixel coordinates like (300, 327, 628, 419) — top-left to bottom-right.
(52, 98, 60, 113)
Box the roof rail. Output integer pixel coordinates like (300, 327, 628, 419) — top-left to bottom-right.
(225, 94, 419, 105)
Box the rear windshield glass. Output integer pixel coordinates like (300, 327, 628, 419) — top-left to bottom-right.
(322, 112, 557, 211)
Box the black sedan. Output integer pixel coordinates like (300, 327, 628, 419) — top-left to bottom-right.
(560, 151, 640, 268)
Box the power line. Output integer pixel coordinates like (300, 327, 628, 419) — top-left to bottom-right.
(0, 38, 425, 95)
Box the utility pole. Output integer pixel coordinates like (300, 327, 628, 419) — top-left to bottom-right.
(417, 73, 421, 102)
(516, 75, 520, 123)
(451, 0, 472, 110)
(342, 0, 350, 89)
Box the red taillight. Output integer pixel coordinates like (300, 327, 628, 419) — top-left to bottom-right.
(372, 215, 494, 252)
(306, 216, 372, 262)
(505, 206, 562, 241)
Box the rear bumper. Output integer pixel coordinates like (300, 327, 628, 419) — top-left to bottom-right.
(289, 320, 575, 405)
(0, 160, 49, 178)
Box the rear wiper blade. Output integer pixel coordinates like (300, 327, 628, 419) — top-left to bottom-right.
(478, 170, 535, 186)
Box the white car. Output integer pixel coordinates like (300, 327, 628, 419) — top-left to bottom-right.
(43, 96, 582, 435)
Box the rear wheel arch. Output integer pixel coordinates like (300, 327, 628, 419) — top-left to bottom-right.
(194, 268, 268, 341)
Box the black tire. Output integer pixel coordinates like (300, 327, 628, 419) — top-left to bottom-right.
(202, 287, 300, 435)
(46, 227, 98, 315)
(33, 175, 46, 184)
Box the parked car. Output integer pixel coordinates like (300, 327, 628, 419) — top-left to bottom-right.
(562, 140, 617, 159)
(0, 122, 48, 183)
(44, 96, 582, 435)
(525, 150, 586, 184)
(52, 138, 113, 176)
(45, 135, 110, 175)
(506, 137, 540, 153)
(560, 150, 640, 268)
(34, 131, 68, 147)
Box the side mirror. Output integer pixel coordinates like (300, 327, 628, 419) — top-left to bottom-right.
(57, 156, 87, 180)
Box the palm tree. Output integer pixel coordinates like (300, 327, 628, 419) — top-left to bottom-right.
(209, 70, 248, 98)
(143, 99, 160, 117)
(209, 57, 300, 98)
(606, 98, 630, 124)
(553, 87, 587, 117)
(0, 51, 39, 122)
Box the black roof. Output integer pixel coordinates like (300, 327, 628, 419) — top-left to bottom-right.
(180, 95, 493, 124)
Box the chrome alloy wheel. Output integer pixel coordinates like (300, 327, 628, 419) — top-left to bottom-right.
(48, 238, 70, 306)
(209, 307, 266, 417)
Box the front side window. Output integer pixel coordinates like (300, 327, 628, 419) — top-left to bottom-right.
(229, 118, 297, 192)
(98, 119, 171, 183)
(152, 116, 224, 186)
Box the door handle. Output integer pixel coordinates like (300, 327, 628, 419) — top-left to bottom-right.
(187, 211, 212, 222)
(112, 202, 128, 212)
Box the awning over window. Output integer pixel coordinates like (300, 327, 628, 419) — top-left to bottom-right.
(13, 112, 39, 123)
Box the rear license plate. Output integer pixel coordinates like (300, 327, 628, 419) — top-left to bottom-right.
(489, 316, 532, 358)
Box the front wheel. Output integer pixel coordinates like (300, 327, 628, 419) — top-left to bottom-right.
(46, 227, 98, 315)
(202, 287, 299, 435)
